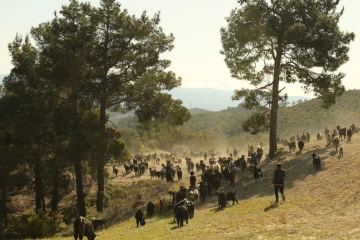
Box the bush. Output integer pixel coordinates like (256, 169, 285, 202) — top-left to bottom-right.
(147, 140, 159, 150)
(11, 210, 66, 238)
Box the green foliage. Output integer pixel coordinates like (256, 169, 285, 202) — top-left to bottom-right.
(147, 139, 159, 150)
(221, 0, 354, 158)
(277, 90, 360, 138)
(11, 210, 66, 238)
(242, 111, 270, 134)
(118, 128, 143, 153)
(115, 90, 360, 153)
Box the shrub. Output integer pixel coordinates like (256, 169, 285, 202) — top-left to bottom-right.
(11, 209, 66, 238)
(147, 140, 159, 150)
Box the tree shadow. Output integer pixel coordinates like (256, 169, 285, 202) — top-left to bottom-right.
(264, 202, 280, 212)
(210, 207, 223, 213)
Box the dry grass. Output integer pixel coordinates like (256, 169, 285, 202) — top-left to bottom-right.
(23, 134, 360, 239)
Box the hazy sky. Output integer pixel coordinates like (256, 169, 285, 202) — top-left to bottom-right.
(0, 0, 359, 97)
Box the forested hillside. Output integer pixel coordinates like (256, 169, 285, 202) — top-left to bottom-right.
(276, 89, 360, 138)
(115, 89, 360, 152)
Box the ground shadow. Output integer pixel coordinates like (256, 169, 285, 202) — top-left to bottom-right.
(329, 151, 339, 157)
(264, 202, 280, 212)
(210, 205, 229, 213)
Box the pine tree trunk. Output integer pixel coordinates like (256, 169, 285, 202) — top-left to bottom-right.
(34, 158, 43, 213)
(51, 167, 59, 211)
(71, 95, 86, 217)
(1, 187, 8, 227)
(74, 153, 86, 217)
(96, 104, 107, 212)
(269, 56, 281, 159)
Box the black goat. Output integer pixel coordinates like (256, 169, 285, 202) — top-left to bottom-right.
(313, 156, 321, 171)
(253, 166, 263, 181)
(112, 166, 118, 177)
(347, 128, 353, 141)
(298, 140, 304, 152)
(337, 126, 347, 140)
(135, 209, 146, 227)
(211, 177, 221, 192)
(175, 205, 189, 227)
(177, 169, 182, 181)
(74, 216, 97, 240)
(226, 191, 238, 205)
(147, 201, 155, 218)
(216, 191, 227, 209)
(124, 163, 130, 174)
(91, 217, 107, 231)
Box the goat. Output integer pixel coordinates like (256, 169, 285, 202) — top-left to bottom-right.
(135, 209, 146, 227)
(74, 216, 97, 240)
(177, 168, 182, 181)
(253, 166, 263, 182)
(339, 146, 344, 157)
(347, 128, 353, 141)
(175, 204, 189, 227)
(226, 191, 239, 205)
(337, 126, 346, 140)
(123, 163, 130, 174)
(216, 191, 227, 209)
(147, 201, 155, 218)
(288, 141, 296, 151)
(91, 218, 107, 231)
(313, 156, 321, 171)
(189, 186, 199, 204)
(211, 177, 221, 192)
(112, 166, 118, 177)
(332, 137, 340, 152)
(298, 140, 304, 152)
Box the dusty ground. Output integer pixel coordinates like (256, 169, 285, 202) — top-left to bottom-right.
(100, 133, 360, 239)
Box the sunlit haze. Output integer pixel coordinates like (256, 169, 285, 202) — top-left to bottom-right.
(1, 0, 359, 98)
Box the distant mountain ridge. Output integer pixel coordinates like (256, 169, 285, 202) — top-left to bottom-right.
(1, 74, 311, 111)
(167, 87, 312, 111)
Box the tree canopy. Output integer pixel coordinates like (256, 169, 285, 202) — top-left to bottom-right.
(0, 0, 190, 218)
(221, 0, 354, 158)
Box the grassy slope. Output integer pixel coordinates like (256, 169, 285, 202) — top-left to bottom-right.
(52, 133, 360, 240)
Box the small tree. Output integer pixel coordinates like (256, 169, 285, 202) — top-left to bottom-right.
(221, 0, 354, 158)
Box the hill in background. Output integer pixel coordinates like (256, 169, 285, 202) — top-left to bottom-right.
(0, 74, 311, 112)
(167, 87, 312, 111)
(116, 89, 360, 136)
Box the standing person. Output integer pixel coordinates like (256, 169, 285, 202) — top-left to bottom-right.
(272, 163, 286, 203)
(165, 161, 173, 182)
(190, 171, 196, 187)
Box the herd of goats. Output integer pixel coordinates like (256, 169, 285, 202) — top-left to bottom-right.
(277, 124, 358, 153)
(73, 124, 358, 240)
(74, 146, 264, 239)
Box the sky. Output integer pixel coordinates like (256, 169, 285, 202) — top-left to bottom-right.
(0, 0, 359, 97)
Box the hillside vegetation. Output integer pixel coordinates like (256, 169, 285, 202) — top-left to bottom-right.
(115, 89, 360, 152)
(50, 132, 360, 240)
(3, 90, 360, 239)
